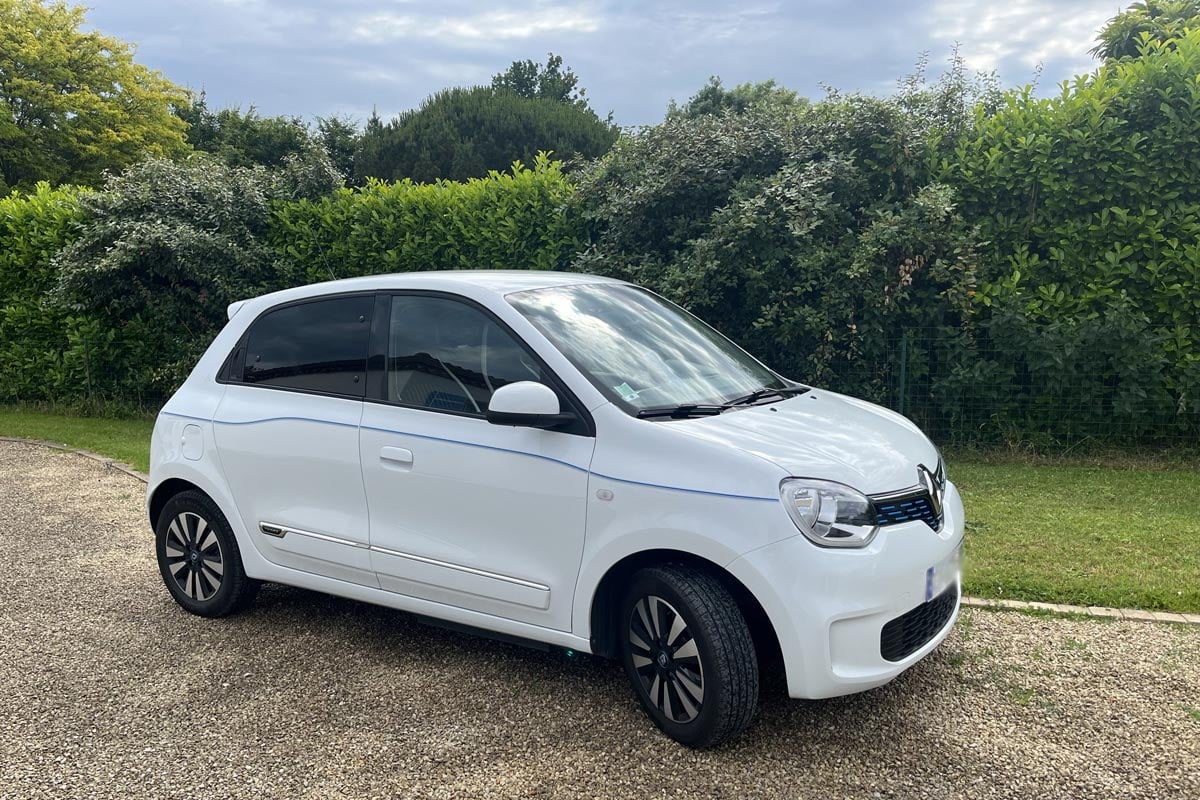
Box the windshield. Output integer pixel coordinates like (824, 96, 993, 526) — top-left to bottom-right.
(506, 283, 792, 413)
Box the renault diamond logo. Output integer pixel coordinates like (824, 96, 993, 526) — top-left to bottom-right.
(918, 464, 944, 517)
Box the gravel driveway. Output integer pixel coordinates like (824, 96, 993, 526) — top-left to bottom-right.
(1, 441, 1197, 800)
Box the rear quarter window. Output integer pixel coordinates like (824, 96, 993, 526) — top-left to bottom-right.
(237, 295, 373, 397)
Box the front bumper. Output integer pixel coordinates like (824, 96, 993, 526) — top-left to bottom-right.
(727, 481, 965, 699)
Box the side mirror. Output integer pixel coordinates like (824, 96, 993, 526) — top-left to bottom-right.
(486, 381, 576, 430)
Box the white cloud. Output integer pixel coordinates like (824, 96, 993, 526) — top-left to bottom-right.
(349, 4, 601, 44)
(929, 0, 1115, 78)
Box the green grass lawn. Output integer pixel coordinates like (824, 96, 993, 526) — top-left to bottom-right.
(1, 408, 1196, 613)
(955, 460, 1200, 614)
(0, 408, 153, 472)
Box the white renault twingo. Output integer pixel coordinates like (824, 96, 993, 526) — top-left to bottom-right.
(149, 271, 963, 748)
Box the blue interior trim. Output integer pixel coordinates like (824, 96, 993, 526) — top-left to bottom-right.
(159, 410, 778, 503)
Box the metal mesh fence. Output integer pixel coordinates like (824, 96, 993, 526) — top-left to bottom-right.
(823, 326, 1200, 451)
(2, 323, 1197, 452)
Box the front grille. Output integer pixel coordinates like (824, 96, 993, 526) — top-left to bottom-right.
(880, 586, 958, 662)
(874, 491, 942, 531)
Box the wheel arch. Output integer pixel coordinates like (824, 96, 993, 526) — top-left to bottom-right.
(586, 549, 783, 671)
(148, 477, 206, 530)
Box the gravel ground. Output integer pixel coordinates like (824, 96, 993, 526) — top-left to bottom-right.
(1, 441, 1198, 800)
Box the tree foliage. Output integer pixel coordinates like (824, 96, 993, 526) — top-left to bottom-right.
(666, 77, 805, 119)
(176, 92, 316, 168)
(1092, 0, 1200, 60)
(492, 53, 589, 108)
(0, 0, 189, 189)
(354, 86, 617, 183)
(315, 115, 360, 181)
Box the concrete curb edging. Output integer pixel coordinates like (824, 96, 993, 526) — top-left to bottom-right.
(0, 435, 150, 484)
(2, 436, 1197, 627)
(960, 596, 1199, 625)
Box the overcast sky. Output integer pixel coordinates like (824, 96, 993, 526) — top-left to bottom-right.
(87, 0, 1123, 127)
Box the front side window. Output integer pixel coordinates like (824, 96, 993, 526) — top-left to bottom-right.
(387, 295, 545, 414)
(241, 295, 373, 397)
(507, 283, 789, 413)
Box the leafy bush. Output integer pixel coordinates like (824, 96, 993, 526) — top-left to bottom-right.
(52, 153, 341, 403)
(571, 99, 982, 394)
(272, 154, 583, 284)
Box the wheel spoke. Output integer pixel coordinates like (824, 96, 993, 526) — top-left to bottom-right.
(648, 596, 664, 639)
(203, 557, 224, 577)
(667, 609, 687, 646)
(673, 638, 698, 661)
(164, 545, 185, 559)
(650, 674, 663, 713)
(631, 654, 653, 670)
(184, 570, 196, 599)
(636, 599, 656, 642)
(168, 560, 188, 577)
(197, 526, 217, 553)
(168, 519, 187, 550)
(201, 563, 223, 590)
(672, 675, 699, 720)
(677, 669, 704, 705)
(629, 628, 652, 655)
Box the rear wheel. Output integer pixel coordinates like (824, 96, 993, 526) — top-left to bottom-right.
(155, 490, 259, 617)
(619, 564, 758, 748)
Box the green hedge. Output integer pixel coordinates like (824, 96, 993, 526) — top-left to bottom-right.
(0, 183, 87, 404)
(271, 154, 583, 284)
(937, 30, 1200, 442)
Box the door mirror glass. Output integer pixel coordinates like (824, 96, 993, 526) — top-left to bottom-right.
(486, 381, 574, 429)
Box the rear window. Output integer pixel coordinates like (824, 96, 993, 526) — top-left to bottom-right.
(238, 295, 373, 397)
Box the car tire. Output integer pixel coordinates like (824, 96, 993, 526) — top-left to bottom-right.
(619, 564, 759, 748)
(155, 490, 260, 617)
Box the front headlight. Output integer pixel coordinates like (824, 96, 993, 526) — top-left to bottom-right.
(779, 479, 879, 548)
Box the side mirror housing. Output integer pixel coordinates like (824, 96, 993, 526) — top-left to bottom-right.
(485, 381, 576, 430)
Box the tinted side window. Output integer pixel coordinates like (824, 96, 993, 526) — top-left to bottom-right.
(241, 295, 373, 397)
(388, 295, 545, 414)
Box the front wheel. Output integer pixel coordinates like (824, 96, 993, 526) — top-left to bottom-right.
(155, 490, 259, 617)
(620, 564, 759, 748)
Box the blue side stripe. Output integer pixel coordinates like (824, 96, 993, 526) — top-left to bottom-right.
(159, 410, 778, 503)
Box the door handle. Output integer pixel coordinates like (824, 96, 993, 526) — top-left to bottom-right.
(380, 446, 414, 470)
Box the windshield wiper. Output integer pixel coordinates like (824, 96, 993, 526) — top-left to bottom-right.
(727, 385, 811, 406)
(635, 404, 729, 419)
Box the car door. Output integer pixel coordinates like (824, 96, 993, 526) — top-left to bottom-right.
(214, 293, 377, 588)
(359, 292, 595, 631)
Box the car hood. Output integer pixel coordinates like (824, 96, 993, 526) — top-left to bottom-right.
(670, 389, 939, 495)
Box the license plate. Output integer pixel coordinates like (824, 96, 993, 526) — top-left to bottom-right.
(925, 541, 962, 602)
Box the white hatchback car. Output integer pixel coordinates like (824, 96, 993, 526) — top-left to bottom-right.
(149, 271, 963, 748)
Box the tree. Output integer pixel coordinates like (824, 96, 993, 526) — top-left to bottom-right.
(316, 115, 360, 181)
(175, 91, 315, 167)
(666, 77, 806, 119)
(0, 0, 189, 188)
(1091, 0, 1200, 60)
(354, 86, 618, 183)
(492, 53, 588, 108)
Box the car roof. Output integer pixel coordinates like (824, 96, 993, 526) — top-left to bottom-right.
(229, 270, 627, 320)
